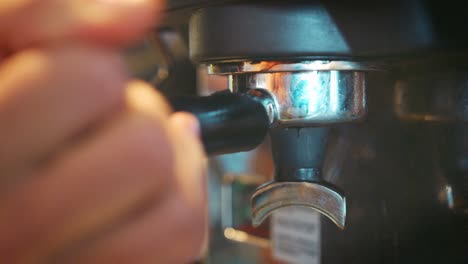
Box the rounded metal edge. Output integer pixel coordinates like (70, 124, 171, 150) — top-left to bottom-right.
(245, 71, 367, 126)
(250, 181, 346, 229)
(246, 88, 279, 126)
(207, 60, 384, 75)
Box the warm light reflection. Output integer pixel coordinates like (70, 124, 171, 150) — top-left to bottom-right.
(330, 70, 339, 113)
(223, 228, 270, 248)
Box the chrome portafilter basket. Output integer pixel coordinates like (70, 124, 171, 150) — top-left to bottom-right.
(212, 61, 369, 229)
(171, 60, 374, 229)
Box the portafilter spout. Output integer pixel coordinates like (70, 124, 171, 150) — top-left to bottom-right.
(251, 127, 346, 229)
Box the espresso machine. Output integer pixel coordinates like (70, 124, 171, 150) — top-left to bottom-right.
(127, 0, 467, 263)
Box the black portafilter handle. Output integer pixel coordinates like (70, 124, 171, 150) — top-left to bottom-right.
(168, 90, 270, 155)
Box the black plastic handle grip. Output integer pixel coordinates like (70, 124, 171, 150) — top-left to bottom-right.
(168, 90, 270, 155)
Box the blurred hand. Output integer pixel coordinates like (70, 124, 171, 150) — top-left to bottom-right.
(0, 1, 208, 263)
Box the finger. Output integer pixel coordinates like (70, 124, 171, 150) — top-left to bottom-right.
(0, 0, 165, 50)
(168, 112, 209, 260)
(125, 79, 171, 120)
(73, 193, 208, 264)
(168, 112, 207, 214)
(69, 115, 208, 264)
(0, 46, 126, 176)
(0, 109, 174, 263)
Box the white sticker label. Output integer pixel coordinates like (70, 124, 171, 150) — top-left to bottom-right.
(272, 207, 321, 264)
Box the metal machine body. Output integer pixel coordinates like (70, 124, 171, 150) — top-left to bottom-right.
(141, 1, 468, 263)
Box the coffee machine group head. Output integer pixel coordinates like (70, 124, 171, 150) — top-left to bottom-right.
(177, 3, 394, 229)
(210, 60, 372, 229)
(165, 1, 468, 231)
(157, 1, 467, 262)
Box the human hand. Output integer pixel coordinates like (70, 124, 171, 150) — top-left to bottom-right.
(0, 1, 208, 263)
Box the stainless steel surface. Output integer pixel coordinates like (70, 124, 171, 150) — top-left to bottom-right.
(242, 71, 367, 126)
(220, 61, 368, 126)
(208, 61, 382, 74)
(251, 181, 346, 229)
(394, 72, 468, 122)
(246, 89, 278, 125)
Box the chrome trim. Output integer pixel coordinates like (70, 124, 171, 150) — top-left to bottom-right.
(246, 71, 367, 126)
(208, 60, 381, 75)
